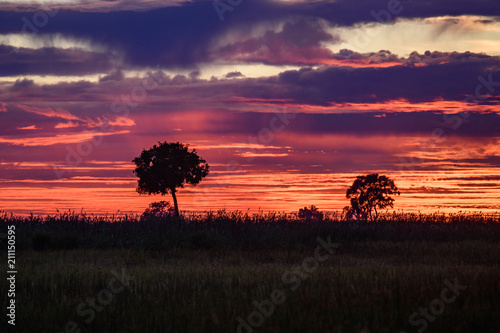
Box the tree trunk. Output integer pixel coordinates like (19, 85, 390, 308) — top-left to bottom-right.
(171, 189, 180, 217)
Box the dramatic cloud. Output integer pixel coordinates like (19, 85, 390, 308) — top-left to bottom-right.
(0, 0, 498, 69)
(15, 104, 81, 120)
(0, 0, 185, 13)
(224, 71, 244, 78)
(268, 53, 500, 104)
(0, 45, 116, 76)
(54, 121, 79, 128)
(99, 69, 124, 82)
(212, 18, 343, 66)
(0, 129, 130, 146)
(2, 50, 499, 107)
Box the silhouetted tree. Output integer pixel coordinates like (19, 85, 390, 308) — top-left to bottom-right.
(343, 173, 400, 221)
(298, 205, 324, 221)
(133, 142, 209, 217)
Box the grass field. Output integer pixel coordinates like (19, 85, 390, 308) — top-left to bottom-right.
(1, 211, 500, 332)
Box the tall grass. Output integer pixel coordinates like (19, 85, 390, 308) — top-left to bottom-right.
(1, 210, 499, 251)
(1, 210, 500, 332)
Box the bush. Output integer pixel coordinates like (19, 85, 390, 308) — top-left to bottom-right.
(298, 205, 324, 221)
(141, 201, 176, 221)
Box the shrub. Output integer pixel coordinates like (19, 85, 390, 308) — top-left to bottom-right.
(298, 205, 324, 221)
(141, 201, 176, 221)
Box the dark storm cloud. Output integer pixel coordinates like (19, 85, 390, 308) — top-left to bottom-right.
(0, 0, 183, 13)
(0, 45, 116, 76)
(300, 0, 500, 26)
(0, 0, 499, 69)
(266, 53, 500, 104)
(10, 78, 35, 91)
(0, 2, 225, 69)
(224, 71, 244, 78)
(213, 18, 343, 66)
(2, 0, 500, 19)
(99, 69, 125, 82)
(2, 51, 500, 107)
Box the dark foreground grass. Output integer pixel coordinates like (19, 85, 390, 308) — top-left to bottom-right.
(1, 211, 500, 332)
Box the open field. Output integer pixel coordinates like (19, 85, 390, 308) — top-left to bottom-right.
(1, 211, 500, 332)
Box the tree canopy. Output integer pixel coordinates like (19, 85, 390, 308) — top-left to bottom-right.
(132, 142, 209, 216)
(343, 173, 400, 221)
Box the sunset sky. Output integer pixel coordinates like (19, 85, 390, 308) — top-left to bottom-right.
(1, 0, 500, 216)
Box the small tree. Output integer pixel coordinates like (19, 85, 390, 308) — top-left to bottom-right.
(298, 205, 324, 221)
(343, 173, 400, 221)
(141, 201, 176, 220)
(132, 142, 209, 217)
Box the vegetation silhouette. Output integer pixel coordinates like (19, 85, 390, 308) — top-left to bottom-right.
(298, 205, 324, 221)
(4, 210, 500, 333)
(140, 201, 176, 221)
(343, 173, 400, 222)
(4, 210, 500, 252)
(133, 142, 209, 217)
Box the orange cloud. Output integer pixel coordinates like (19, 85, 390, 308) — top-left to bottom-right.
(108, 117, 136, 127)
(16, 125, 39, 130)
(229, 98, 500, 114)
(0, 130, 130, 147)
(55, 121, 80, 129)
(15, 104, 81, 121)
(239, 152, 289, 157)
(321, 59, 404, 68)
